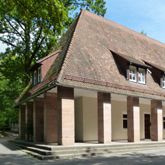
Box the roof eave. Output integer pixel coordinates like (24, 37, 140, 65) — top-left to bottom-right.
(15, 81, 57, 107)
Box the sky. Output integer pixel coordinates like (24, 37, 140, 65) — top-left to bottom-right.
(0, 0, 165, 52)
(105, 0, 165, 43)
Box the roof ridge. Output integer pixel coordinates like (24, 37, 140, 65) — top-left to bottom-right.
(56, 10, 84, 83)
(83, 10, 165, 48)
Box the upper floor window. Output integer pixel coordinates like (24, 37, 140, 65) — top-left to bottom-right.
(32, 67, 42, 86)
(161, 75, 165, 88)
(138, 68, 146, 84)
(128, 66, 137, 82)
(127, 65, 146, 84)
(38, 67, 41, 83)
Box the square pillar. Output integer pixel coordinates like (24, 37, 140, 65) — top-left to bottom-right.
(57, 86, 75, 146)
(33, 98, 44, 143)
(26, 102, 33, 141)
(19, 105, 26, 140)
(98, 92, 111, 143)
(151, 100, 163, 141)
(127, 96, 140, 142)
(44, 92, 58, 143)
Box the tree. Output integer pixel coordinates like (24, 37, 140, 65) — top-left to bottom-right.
(0, 0, 69, 83)
(0, 0, 107, 130)
(0, 0, 106, 83)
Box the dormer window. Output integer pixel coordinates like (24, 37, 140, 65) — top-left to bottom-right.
(33, 70, 37, 85)
(161, 75, 165, 88)
(138, 68, 145, 84)
(127, 65, 146, 84)
(32, 67, 42, 86)
(128, 66, 137, 82)
(38, 67, 41, 83)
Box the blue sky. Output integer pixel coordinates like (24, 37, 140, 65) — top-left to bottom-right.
(0, 0, 165, 52)
(105, 0, 165, 43)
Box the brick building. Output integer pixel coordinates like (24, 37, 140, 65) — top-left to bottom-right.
(17, 10, 165, 146)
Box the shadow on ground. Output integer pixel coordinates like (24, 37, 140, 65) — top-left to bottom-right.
(1, 136, 165, 165)
(1, 153, 165, 165)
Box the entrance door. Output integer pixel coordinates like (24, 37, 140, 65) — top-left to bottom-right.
(144, 114, 151, 139)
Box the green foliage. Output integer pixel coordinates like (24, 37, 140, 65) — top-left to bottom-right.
(0, 76, 19, 130)
(0, 0, 106, 130)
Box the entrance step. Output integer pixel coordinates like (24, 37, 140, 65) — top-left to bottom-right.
(10, 140, 165, 160)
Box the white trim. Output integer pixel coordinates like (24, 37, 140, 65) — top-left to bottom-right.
(161, 76, 165, 88)
(138, 68, 146, 84)
(128, 66, 137, 82)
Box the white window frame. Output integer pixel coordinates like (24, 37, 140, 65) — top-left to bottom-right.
(128, 66, 137, 82)
(138, 68, 146, 84)
(161, 76, 165, 88)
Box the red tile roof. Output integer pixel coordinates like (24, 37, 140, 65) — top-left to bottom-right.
(18, 10, 165, 104)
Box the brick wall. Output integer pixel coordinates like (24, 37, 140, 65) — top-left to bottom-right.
(44, 93, 58, 143)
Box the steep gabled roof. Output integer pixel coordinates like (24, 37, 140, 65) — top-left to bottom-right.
(18, 10, 165, 105)
(56, 10, 165, 100)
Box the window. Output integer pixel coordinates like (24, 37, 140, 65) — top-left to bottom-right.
(38, 67, 41, 83)
(128, 66, 137, 82)
(32, 67, 42, 86)
(163, 117, 165, 129)
(161, 76, 165, 88)
(33, 70, 37, 85)
(123, 114, 127, 129)
(138, 68, 146, 84)
(127, 65, 146, 84)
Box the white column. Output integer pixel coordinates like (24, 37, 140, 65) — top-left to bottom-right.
(127, 96, 140, 142)
(133, 106, 140, 142)
(157, 109, 163, 141)
(98, 92, 111, 143)
(103, 103, 112, 143)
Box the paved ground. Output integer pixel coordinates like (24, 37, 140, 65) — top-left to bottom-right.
(1, 137, 165, 165)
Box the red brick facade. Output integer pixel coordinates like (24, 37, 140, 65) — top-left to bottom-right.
(151, 100, 163, 141)
(33, 98, 44, 143)
(25, 102, 33, 141)
(44, 93, 58, 143)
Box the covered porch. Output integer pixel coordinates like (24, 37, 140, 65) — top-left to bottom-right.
(19, 86, 165, 146)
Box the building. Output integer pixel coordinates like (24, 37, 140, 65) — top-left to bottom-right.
(17, 10, 165, 146)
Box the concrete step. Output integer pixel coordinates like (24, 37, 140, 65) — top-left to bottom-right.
(51, 143, 165, 153)
(11, 140, 165, 160)
(22, 149, 54, 160)
(51, 145, 165, 156)
(18, 144, 52, 156)
(10, 140, 52, 150)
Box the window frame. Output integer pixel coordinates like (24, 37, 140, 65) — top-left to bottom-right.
(161, 75, 165, 89)
(127, 65, 146, 85)
(138, 68, 146, 84)
(128, 65, 137, 82)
